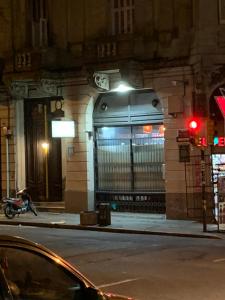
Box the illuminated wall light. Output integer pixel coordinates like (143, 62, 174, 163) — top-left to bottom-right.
(41, 142, 49, 153)
(112, 82, 134, 93)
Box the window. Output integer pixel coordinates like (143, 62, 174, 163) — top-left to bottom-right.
(0, 247, 84, 300)
(111, 0, 134, 35)
(219, 0, 225, 24)
(29, 0, 48, 48)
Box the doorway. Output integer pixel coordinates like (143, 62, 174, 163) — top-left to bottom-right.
(93, 89, 165, 213)
(24, 99, 62, 202)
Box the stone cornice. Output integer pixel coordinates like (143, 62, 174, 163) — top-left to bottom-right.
(10, 77, 89, 99)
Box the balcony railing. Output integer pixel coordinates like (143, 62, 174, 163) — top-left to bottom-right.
(97, 42, 117, 58)
(15, 51, 41, 72)
(83, 36, 135, 62)
(14, 36, 135, 72)
(15, 52, 31, 70)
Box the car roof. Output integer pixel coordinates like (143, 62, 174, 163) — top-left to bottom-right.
(0, 235, 57, 257)
(0, 234, 47, 247)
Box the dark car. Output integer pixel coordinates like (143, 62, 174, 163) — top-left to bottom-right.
(0, 235, 133, 300)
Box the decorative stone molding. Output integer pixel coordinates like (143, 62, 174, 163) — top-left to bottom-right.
(93, 72, 109, 91)
(11, 77, 91, 100)
(11, 82, 29, 99)
(11, 80, 63, 99)
(41, 79, 59, 96)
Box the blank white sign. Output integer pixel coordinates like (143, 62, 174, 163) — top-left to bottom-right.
(51, 121, 75, 138)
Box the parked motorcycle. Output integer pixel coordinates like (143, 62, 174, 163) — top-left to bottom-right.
(2, 189, 37, 219)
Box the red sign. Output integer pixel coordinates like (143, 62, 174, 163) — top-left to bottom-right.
(199, 137, 207, 147)
(197, 136, 225, 147)
(216, 137, 225, 146)
(215, 96, 225, 118)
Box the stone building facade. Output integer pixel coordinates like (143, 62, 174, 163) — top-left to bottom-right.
(0, 0, 225, 220)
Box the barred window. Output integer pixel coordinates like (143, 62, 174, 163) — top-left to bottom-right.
(219, 0, 225, 24)
(111, 0, 134, 35)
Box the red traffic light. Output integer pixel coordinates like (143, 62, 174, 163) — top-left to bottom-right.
(187, 118, 201, 131)
(189, 120, 198, 129)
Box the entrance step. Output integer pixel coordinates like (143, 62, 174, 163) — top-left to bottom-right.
(34, 202, 65, 213)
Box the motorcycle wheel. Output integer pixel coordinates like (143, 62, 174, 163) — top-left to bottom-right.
(4, 205, 16, 219)
(30, 203, 37, 216)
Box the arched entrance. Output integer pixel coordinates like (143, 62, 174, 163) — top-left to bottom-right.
(93, 89, 165, 213)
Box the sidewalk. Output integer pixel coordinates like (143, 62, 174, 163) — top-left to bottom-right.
(0, 211, 222, 239)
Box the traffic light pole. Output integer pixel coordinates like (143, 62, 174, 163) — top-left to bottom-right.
(201, 149, 207, 232)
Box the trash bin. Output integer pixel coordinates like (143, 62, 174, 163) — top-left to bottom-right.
(98, 203, 111, 226)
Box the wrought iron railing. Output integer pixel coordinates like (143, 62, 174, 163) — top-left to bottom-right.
(95, 191, 165, 213)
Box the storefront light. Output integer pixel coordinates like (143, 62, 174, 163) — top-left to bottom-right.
(143, 125, 153, 134)
(159, 125, 165, 136)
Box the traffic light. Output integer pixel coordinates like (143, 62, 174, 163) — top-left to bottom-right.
(187, 118, 201, 145)
(188, 118, 201, 131)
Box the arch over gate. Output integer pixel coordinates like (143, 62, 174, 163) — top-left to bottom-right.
(93, 89, 166, 213)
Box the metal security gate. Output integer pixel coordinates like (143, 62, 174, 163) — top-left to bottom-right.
(95, 127, 165, 213)
(185, 154, 214, 220)
(93, 89, 165, 213)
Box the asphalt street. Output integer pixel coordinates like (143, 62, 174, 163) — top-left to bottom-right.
(0, 224, 225, 300)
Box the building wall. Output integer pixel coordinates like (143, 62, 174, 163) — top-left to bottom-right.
(0, 1, 12, 56)
(144, 66, 194, 219)
(61, 83, 97, 212)
(0, 0, 225, 217)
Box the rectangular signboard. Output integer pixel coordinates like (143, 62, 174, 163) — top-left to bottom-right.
(51, 120, 75, 138)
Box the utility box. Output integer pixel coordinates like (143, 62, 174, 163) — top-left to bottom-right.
(80, 211, 98, 226)
(98, 203, 111, 226)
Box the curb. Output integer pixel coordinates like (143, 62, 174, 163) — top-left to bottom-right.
(0, 220, 221, 240)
